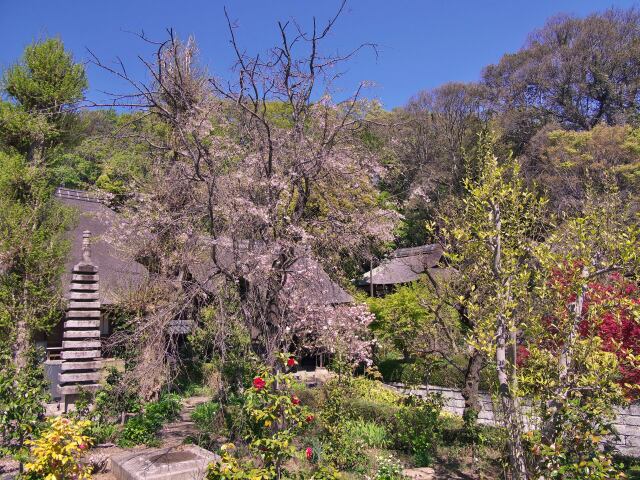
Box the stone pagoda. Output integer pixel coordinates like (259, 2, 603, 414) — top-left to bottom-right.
(59, 230, 102, 411)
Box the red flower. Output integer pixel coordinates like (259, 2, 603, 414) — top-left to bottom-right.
(291, 395, 300, 405)
(305, 415, 314, 423)
(253, 377, 266, 390)
(287, 357, 296, 367)
(305, 447, 313, 460)
(516, 345, 530, 367)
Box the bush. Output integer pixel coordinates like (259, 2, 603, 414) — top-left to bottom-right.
(393, 394, 443, 467)
(350, 377, 402, 404)
(190, 401, 223, 448)
(88, 422, 118, 445)
(318, 379, 368, 472)
(191, 401, 221, 431)
(343, 419, 390, 448)
(348, 398, 399, 426)
(206, 443, 273, 479)
(145, 393, 181, 423)
(94, 368, 141, 422)
(117, 414, 160, 447)
(117, 394, 181, 447)
(0, 355, 49, 462)
(23, 417, 93, 480)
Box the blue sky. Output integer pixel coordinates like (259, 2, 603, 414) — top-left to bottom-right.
(1, 0, 638, 109)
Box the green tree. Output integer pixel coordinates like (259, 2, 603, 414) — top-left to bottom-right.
(0, 38, 81, 368)
(519, 193, 640, 478)
(0, 152, 72, 368)
(443, 131, 546, 479)
(1, 37, 87, 164)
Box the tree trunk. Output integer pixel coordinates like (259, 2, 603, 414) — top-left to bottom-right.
(13, 316, 30, 371)
(461, 348, 483, 421)
(497, 313, 529, 480)
(491, 202, 528, 479)
(543, 270, 588, 443)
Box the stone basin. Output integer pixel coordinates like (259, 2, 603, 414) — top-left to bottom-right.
(111, 445, 218, 480)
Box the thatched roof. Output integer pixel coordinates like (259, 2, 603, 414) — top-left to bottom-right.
(56, 188, 148, 305)
(189, 243, 353, 305)
(57, 188, 351, 307)
(285, 255, 353, 305)
(358, 244, 445, 286)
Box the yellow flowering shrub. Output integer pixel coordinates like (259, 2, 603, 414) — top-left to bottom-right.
(206, 443, 274, 480)
(24, 416, 93, 480)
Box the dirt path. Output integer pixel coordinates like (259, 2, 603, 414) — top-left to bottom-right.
(157, 395, 210, 447)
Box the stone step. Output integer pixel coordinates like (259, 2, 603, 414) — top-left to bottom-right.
(71, 274, 99, 282)
(62, 329, 100, 340)
(69, 291, 100, 300)
(61, 350, 100, 360)
(68, 301, 101, 310)
(63, 330, 100, 339)
(59, 372, 102, 383)
(62, 340, 101, 350)
(61, 360, 103, 371)
(73, 264, 98, 273)
(59, 384, 101, 395)
(402, 467, 435, 480)
(66, 310, 101, 319)
(70, 283, 99, 291)
(65, 320, 101, 329)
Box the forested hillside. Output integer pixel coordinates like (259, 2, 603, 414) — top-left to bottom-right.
(1, 6, 640, 480)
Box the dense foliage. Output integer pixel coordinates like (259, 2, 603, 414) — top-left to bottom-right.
(2, 5, 640, 480)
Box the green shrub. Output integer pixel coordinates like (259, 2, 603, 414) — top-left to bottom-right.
(88, 422, 118, 444)
(291, 464, 343, 479)
(343, 419, 390, 448)
(0, 354, 49, 463)
(321, 425, 367, 472)
(145, 394, 181, 423)
(319, 380, 368, 472)
(117, 414, 161, 447)
(393, 394, 443, 467)
(350, 377, 401, 404)
(190, 401, 223, 448)
(192, 401, 221, 431)
(349, 398, 399, 426)
(94, 368, 141, 422)
(117, 394, 182, 447)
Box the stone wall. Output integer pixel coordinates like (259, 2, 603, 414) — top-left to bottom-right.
(388, 383, 640, 458)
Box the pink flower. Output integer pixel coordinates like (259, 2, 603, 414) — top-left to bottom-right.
(305, 447, 313, 460)
(253, 377, 266, 390)
(79, 443, 87, 450)
(291, 395, 300, 405)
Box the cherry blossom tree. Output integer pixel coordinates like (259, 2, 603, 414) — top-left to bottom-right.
(91, 5, 394, 393)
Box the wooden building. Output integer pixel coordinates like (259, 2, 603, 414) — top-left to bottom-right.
(37, 188, 148, 361)
(40, 188, 354, 398)
(358, 244, 452, 296)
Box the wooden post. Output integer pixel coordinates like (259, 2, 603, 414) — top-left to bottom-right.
(369, 256, 374, 297)
(59, 231, 102, 412)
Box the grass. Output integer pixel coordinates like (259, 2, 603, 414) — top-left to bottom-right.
(344, 419, 390, 448)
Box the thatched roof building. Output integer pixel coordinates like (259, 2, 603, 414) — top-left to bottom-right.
(358, 244, 452, 295)
(57, 188, 352, 306)
(56, 188, 148, 305)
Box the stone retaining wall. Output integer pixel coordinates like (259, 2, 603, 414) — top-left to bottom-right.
(389, 383, 640, 458)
